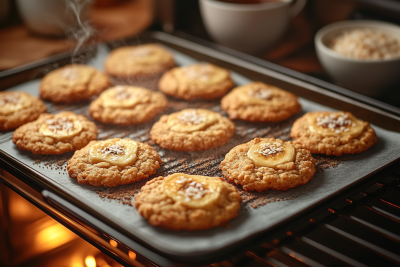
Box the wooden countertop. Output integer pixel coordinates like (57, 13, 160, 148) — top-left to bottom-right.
(0, 0, 153, 71)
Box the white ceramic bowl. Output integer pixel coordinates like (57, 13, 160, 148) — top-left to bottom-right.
(315, 20, 400, 97)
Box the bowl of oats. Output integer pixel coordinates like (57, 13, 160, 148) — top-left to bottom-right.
(315, 20, 400, 97)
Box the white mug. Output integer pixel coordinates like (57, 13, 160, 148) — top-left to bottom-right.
(16, 0, 91, 37)
(199, 0, 307, 55)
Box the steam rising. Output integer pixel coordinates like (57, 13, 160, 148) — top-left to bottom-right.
(65, 0, 96, 64)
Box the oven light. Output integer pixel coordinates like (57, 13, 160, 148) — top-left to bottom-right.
(129, 251, 136, 260)
(109, 239, 118, 247)
(85, 256, 96, 267)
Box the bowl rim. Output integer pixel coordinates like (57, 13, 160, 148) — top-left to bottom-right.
(199, 0, 289, 12)
(315, 20, 400, 63)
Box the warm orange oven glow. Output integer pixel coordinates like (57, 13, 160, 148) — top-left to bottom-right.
(34, 221, 77, 251)
(1, 184, 123, 266)
(85, 255, 96, 267)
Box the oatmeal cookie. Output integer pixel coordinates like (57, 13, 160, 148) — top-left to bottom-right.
(158, 63, 234, 100)
(12, 111, 97, 155)
(134, 173, 242, 231)
(104, 43, 175, 81)
(220, 138, 316, 192)
(89, 85, 167, 125)
(290, 111, 378, 156)
(221, 81, 301, 122)
(40, 64, 111, 103)
(0, 91, 46, 131)
(150, 108, 235, 151)
(67, 138, 161, 187)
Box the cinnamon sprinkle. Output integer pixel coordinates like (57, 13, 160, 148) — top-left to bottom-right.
(96, 182, 149, 206)
(314, 155, 346, 175)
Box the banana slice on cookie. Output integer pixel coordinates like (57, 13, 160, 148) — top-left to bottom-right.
(162, 173, 223, 209)
(40, 114, 82, 139)
(167, 109, 218, 133)
(308, 111, 364, 137)
(247, 140, 295, 168)
(0, 92, 32, 115)
(88, 138, 138, 167)
(102, 86, 151, 108)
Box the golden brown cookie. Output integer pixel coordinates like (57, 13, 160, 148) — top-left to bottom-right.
(158, 63, 234, 100)
(134, 173, 242, 231)
(0, 91, 46, 131)
(104, 44, 175, 80)
(290, 111, 378, 156)
(221, 81, 301, 122)
(67, 138, 162, 187)
(150, 108, 235, 151)
(89, 85, 168, 125)
(12, 111, 97, 155)
(40, 64, 111, 103)
(220, 138, 316, 192)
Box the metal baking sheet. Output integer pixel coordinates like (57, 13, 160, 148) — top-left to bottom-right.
(1, 34, 400, 259)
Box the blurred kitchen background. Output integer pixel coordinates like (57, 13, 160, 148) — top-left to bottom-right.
(2, 0, 400, 105)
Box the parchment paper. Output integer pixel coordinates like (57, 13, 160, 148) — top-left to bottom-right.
(1, 44, 399, 256)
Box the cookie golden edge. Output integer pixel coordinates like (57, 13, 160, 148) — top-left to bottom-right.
(89, 86, 168, 125)
(12, 111, 98, 155)
(290, 111, 378, 156)
(158, 64, 235, 100)
(220, 138, 316, 192)
(150, 110, 236, 151)
(221, 82, 302, 122)
(39, 64, 111, 104)
(67, 138, 162, 187)
(134, 175, 242, 231)
(0, 92, 47, 131)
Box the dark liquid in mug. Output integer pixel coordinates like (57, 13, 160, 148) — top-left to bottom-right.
(216, 0, 281, 4)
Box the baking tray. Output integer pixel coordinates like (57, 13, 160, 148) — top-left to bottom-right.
(1, 32, 400, 264)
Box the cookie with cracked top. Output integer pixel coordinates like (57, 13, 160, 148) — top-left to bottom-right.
(134, 173, 242, 230)
(150, 108, 235, 151)
(12, 111, 97, 155)
(67, 138, 161, 187)
(158, 63, 234, 100)
(221, 81, 301, 122)
(40, 64, 111, 103)
(89, 85, 167, 125)
(0, 91, 46, 131)
(220, 138, 316, 192)
(290, 111, 377, 156)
